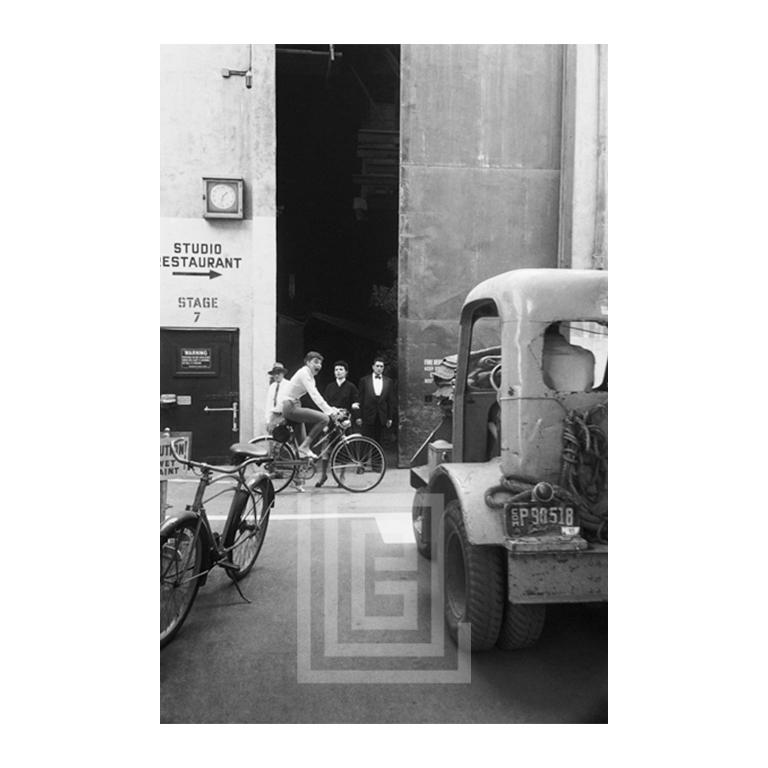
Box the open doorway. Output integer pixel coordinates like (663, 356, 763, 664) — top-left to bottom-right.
(276, 44, 400, 462)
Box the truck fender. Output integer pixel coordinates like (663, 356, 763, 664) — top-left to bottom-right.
(427, 459, 508, 546)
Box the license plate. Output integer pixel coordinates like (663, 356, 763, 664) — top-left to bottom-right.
(505, 505, 577, 536)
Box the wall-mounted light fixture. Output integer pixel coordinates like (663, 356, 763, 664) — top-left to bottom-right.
(221, 45, 253, 88)
(221, 67, 252, 88)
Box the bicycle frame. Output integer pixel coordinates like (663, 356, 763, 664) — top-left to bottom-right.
(161, 437, 277, 648)
(282, 417, 349, 463)
(248, 409, 387, 494)
(161, 452, 272, 586)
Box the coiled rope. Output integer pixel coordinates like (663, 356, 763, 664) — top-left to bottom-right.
(560, 405, 608, 543)
(484, 403, 608, 543)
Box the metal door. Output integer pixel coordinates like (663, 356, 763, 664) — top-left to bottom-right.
(160, 328, 239, 463)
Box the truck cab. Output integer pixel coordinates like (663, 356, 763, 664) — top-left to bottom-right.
(411, 268, 608, 651)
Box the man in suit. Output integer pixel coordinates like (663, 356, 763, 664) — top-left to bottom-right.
(264, 362, 290, 434)
(357, 357, 396, 444)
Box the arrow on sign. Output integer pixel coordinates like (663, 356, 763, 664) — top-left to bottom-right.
(172, 270, 222, 280)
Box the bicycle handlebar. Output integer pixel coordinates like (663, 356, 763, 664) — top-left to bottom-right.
(167, 437, 265, 476)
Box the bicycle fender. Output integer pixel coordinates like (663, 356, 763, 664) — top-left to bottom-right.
(242, 468, 274, 491)
(160, 510, 199, 539)
(222, 477, 275, 542)
(160, 511, 214, 583)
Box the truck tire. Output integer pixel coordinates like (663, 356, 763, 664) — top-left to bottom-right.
(443, 500, 504, 651)
(496, 602, 546, 650)
(411, 487, 433, 560)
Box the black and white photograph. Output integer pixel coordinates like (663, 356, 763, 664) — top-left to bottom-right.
(7, 3, 768, 762)
(159, 43, 608, 724)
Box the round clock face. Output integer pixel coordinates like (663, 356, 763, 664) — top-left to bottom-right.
(209, 183, 237, 211)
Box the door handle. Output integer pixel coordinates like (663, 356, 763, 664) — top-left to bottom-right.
(203, 401, 239, 432)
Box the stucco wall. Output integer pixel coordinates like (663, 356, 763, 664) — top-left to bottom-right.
(398, 44, 564, 464)
(160, 44, 276, 438)
(558, 45, 607, 270)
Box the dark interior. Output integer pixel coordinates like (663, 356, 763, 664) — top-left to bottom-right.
(276, 44, 400, 390)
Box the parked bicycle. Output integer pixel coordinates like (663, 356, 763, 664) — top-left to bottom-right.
(249, 409, 386, 493)
(160, 437, 275, 648)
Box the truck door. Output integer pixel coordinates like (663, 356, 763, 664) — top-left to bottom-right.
(160, 328, 239, 463)
(455, 300, 501, 463)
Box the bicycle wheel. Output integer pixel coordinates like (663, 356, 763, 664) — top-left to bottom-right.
(248, 436, 297, 493)
(160, 519, 203, 648)
(330, 435, 386, 492)
(223, 479, 273, 580)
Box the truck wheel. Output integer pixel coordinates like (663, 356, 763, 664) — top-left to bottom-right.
(411, 487, 433, 560)
(443, 500, 504, 651)
(496, 602, 546, 650)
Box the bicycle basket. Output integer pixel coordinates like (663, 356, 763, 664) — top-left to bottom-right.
(334, 408, 351, 431)
(272, 422, 294, 443)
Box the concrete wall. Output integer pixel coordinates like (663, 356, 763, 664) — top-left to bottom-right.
(160, 44, 276, 438)
(397, 44, 565, 464)
(558, 45, 608, 270)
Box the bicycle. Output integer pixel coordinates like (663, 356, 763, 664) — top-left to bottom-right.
(160, 436, 275, 648)
(249, 409, 387, 493)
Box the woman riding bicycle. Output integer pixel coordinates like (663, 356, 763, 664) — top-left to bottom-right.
(282, 351, 341, 459)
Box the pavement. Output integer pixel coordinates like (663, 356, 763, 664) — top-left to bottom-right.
(160, 467, 607, 723)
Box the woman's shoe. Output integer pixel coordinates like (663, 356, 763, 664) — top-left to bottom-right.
(315, 475, 328, 488)
(298, 446, 318, 459)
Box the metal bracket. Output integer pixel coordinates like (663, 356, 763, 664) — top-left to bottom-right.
(203, 401, 239, 432)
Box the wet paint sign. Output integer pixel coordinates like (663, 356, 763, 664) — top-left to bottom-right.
(160, 434, 190, 478)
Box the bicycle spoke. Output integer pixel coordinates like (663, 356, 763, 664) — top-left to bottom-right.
(160, 522, 202, 644)
(222, 482, 271, 580)
(248, 437, 296, 493)
(331, 437, 386, 492)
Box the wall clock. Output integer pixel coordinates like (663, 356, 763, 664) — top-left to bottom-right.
(202, 178, 243, 219)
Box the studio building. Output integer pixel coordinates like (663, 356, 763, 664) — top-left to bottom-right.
(160, 44, 606, 463)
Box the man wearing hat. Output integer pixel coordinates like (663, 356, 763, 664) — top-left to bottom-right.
(264, 362, 290, 434)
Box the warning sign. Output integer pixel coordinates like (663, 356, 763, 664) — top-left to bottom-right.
(160, 433, 191, 478)
(180, 347, 212, 371)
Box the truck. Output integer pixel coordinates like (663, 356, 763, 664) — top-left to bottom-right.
(410, 268, 608, 651)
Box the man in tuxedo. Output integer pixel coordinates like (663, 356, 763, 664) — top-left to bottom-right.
(357, 357, 396, 444)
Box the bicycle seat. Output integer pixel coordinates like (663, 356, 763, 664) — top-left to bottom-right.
(229, 443, 271, 464)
